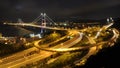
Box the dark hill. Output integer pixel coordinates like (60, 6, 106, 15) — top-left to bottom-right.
(78, 41, 120, 68)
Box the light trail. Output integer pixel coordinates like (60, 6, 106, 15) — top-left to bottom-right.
(95, 23, 114, 39)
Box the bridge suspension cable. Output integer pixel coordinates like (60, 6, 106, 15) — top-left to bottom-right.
(32, 13, 43, 23)
(32, 13, 55, 25)
(45, 14, 55, 24)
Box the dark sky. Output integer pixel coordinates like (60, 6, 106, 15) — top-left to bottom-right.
(0, 0, 120, 22)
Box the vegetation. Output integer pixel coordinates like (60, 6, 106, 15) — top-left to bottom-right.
(49, 37, 70, 47)
(0, 43, 26, 57)
(73, 36, 90, 47)
(39, 32, 61, 45)
(43, 52, 83, 68)
(38, 31, 67, 46)
(20, 51, 89, 68)
(0, 33, 2, 37)
(82, 26, 101, 36)
(20, 52, 62, 68)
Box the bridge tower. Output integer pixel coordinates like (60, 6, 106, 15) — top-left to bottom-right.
(41, 13, 47, 33)
(32, 12, 55, 33)
(41, 13, 47, 27)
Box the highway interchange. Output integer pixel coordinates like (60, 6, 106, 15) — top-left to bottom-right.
(0, 22, 119, 68)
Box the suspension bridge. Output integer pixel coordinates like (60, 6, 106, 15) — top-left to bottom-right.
(4, 13, 69, 33)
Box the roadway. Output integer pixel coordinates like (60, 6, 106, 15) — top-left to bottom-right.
(74, 28, 119, 66)
(34, 31, 84, 52)
(0, 29, 82, 68)
(7, 28, 119, 67)
(0, 47, 39, 64)
(5, 23, 69, 30)
(0, 50, 55, 68)
(1, 22, 119, 68)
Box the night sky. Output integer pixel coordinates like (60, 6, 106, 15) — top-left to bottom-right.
(0, 0, 120, 22)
